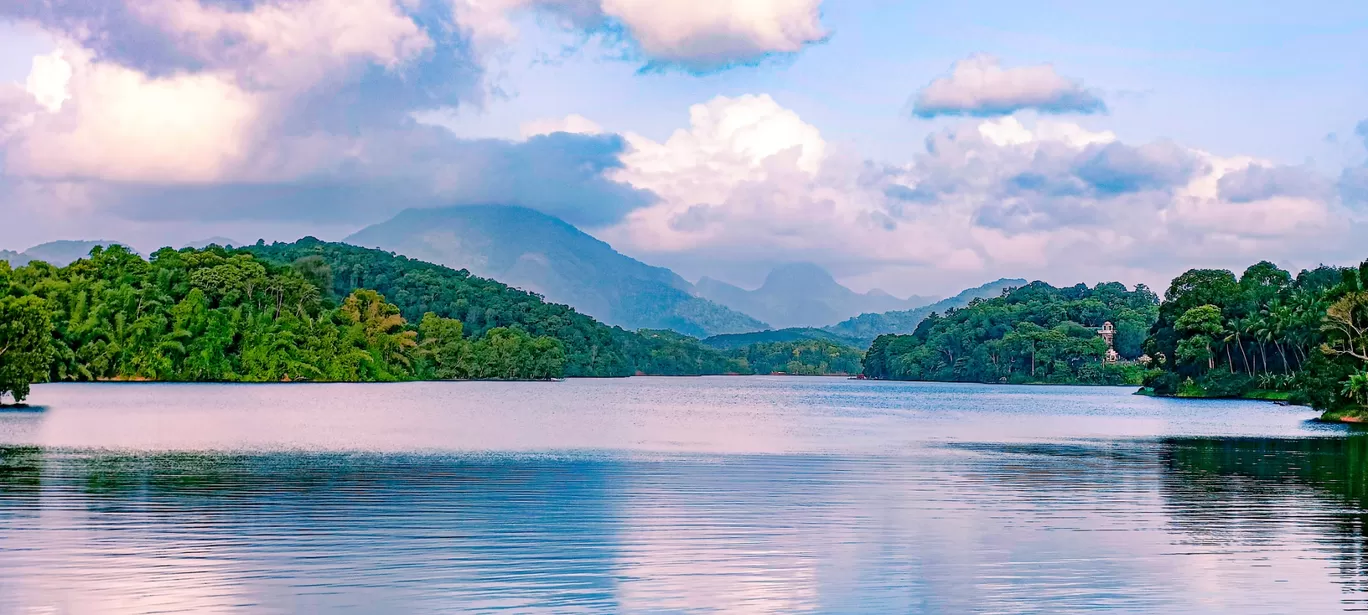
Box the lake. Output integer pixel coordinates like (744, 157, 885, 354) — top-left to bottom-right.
(1, 377, 1365, 613)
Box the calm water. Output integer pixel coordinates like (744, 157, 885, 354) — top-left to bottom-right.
(1, 377, 1365, 613)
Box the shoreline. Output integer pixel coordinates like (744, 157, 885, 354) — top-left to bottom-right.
(1133, 387, 1293, 403)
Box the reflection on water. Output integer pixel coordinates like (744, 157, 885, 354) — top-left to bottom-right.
(0, 379, 1364, 613)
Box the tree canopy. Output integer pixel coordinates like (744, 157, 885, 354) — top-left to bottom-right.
(862, 281, 1158, 386)
(1143, 260, 1368, 411)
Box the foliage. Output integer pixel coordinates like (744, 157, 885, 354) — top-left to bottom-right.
(701, 327, 862, 350)
(1143, 259, 1368, 410)
(862, 281, 1158, 385)
(617, 329, 749, 376)
(243, 238, 633, 377)
(0, 265, 54, 403)
(3, 245, 569, 387)
(825, 278, 1027, 345)
(734, 339, 864, 376)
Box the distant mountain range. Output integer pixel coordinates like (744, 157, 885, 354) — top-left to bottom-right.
(0, 240, 136, 267)
(345, 205, 768, 338)
(696, 262, 934, 329)
(824, 277, 1027, 344)
(698, 277, 1026, 350)
(3, 211, 1024, 348)
(183, 237, 242, 249)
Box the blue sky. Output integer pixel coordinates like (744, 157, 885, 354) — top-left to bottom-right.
(0, 0, 1365, 295)
(436, 0, 1368, 165)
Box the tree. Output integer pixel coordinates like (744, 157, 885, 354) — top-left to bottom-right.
(1323, 292, 1368, 364)
(417, 313, 468, 379)
(0, 295, 54, 404)
(1175, 305, 1224, 372)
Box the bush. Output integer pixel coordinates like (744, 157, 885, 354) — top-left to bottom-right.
(1145, 371, 1182, 395)
(1198, 370, 1254, 398)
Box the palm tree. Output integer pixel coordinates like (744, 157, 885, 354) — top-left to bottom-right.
(1226, 316, 1251, 374)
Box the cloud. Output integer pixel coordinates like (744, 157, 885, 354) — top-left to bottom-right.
(596, 0, 827, 70)
(1071, 141, 1204, 195)
(451, 0, 827, 70)
(1342, 167, 1368, 207)
(1217, 163, 1330, 203)
(590, 99, 1352, 294)
(0, 0, 660, 247)
(520, 114, 604, 138)
(1337, 119, 1368, 208)
(912, 54, 1106, 119)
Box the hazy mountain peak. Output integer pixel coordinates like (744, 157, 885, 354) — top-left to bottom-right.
(345, 205, 767, 337)
(2, 240, 135, 267)
(182, 236, 241, 249)
(697, 262, 933, 329)
(763, 262, 839, 288)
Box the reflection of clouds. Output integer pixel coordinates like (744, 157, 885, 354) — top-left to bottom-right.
(10, 380, 1322, 455)
(0, 407, 46, 445)
(0, 383, 1356, 613)
(610, 459, 822, 612)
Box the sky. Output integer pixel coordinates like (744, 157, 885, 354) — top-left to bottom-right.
(0, 0, 1366, 297)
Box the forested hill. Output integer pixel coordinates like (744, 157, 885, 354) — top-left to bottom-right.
(241, 239, 863, 379)
(243, 238, 636, 377)
(1140, 261, 1367, 414)
(826, 278, 1028, 345)
(344, 206, 768, 337)
(862, 281, 1159, 385)
(0, 244, 571, 403)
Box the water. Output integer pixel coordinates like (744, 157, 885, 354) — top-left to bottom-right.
(0, 377, 1365, 613)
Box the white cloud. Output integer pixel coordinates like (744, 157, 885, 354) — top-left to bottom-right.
(0, 0, 438, 184)
(520, 114, 604, 138)
(599, 0, 825, 68)
(133, 0, 432, 87)
(449, 0, 826, 69)
(913, 54, 1106, 119)
(24, 49, 71, 112)
(6, 45, 262, 183)
(591, 95, 1352, 294)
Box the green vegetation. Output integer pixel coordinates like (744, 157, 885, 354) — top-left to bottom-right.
(734, 339, 863, 375)
(0, 244, 569, 402)
(862, 282, 1158, 386)
(243, 238, 633, 377)
(1141, 260, 1368, 417)
(826, 278, 1027, 345)
(701, 327, 861, 350)
(343, 205, 768, 337)
(0, 240, 870, 401)
(0, 262, 54, 404)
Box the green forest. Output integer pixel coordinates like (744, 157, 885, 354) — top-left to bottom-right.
(0, 244, 570, 402)
(862, 281, 1159, 386)
(1141, 261, 1368, 416)
(860, 260, 1368, 418)
(0, 240, 865, 403)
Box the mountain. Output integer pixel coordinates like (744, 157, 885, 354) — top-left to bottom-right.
(0, 240, 135, 267)
(344, 205, 768, 338)
(825, 277, 1027, 345)
(695, 262, 934, 329)
(183, 236, 242, 249)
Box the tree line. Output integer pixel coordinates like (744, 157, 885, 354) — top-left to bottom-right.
(0, 240, 868, 404)
(862, 281, 1159, 386)
(1143, 261, 1368, 413)
(0, 244, 569, 403)
(860, 260, 1368, 417)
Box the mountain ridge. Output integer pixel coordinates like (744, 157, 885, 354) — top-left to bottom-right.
(0, 240, 136, 267)
(825, 277, 1028, 344)
(695, 262, 935, 329)
(344, 205, 768, 337)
